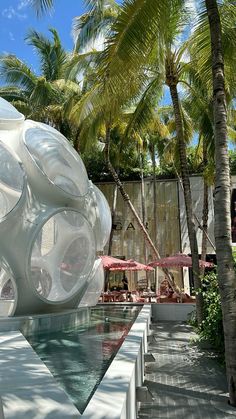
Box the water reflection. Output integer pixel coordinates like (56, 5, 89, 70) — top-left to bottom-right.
(26, 306, 140, 413)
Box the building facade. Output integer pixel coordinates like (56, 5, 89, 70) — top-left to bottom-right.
(97, 176, 217, 292)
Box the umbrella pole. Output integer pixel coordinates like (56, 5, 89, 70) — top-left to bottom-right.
(163, 269, 178, 293)
(104, 270, 110, 291)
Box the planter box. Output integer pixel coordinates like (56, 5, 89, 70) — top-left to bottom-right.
(152, 302, 195, 322)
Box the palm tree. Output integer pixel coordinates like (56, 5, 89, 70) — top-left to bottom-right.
(98, 0, 236, 324)
(0, 29, 81, 143)
(99, 0, 206, 322)
(132, 111, 172, 248)
(182, 70, 216, 269)
(204, 0, 236, 407)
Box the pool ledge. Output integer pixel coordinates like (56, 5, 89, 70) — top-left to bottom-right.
(82, 305, 151, 419)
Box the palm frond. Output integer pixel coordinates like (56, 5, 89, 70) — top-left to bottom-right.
(0, 55, 37, 91)
(29, 77, 59, 107)
(68, 82, 105, 126)
(0, 86, 28, 102)
(180, 104, 194, 144)
(125, 75, 164, 138)
(53, 79, 81, 95)
(101, 0, 165, 77)
(79, 112, 105, 152)
(189, 2, 236, 100)
(25, 28, 67, 80)
(73, 0, 119, 53)
(30, 0, 54, 16)
(65, 50, 101, 83)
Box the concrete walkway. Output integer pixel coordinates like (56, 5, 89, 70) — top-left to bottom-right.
(138, 322, 236, 419)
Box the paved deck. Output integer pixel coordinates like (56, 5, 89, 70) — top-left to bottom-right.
(138, 322, 236, 419)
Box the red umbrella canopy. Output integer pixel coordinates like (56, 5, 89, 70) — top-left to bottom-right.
(149, 253, 215, 268)
(100, 256, 153, 271)
(109, 259, 153, 271)
(100, 256, 136, 270)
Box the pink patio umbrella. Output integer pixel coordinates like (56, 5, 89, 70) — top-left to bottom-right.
(100, 256, 153, 297)
(100, 256, 153, 271)
(109, 259, 153, 272)
(99, 256, 137, 270)
(149, 253, 215, 268)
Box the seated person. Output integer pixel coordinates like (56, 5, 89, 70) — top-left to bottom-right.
(121, 276, 129, 290)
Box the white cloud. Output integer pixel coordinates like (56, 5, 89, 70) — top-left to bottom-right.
(2, 6, 27, 19)
(9, 31, 15, 41)
(17, 0, 31, 10)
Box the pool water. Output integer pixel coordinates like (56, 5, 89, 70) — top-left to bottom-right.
(26, 306, 140, 413)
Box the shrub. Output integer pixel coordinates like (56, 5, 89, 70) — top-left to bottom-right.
(199, 271, 224, 356)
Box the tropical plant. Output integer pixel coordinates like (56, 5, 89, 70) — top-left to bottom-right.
(0, 29, 81, 144)
(229, 150, 236, 175)
(199, 271, 224, 356)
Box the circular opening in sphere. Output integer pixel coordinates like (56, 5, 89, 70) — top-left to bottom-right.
(0, 142, 25, 219)
(30, 210, 96, 302)
(0, 267, 17, 316)
(31, 268, 52, 299)
(24, 125, 89, 197)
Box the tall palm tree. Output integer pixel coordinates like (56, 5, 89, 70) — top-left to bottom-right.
(98, 0, 236, 323)
(99, 0, 206, 322)
(132, 111, 172, 248)
(183, 70, 216, 268)
(204, 0, 236, 407)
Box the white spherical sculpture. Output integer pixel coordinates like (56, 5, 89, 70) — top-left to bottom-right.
(0, 98, 111, 315)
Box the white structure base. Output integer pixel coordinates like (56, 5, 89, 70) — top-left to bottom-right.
(151, 303, 196, 322)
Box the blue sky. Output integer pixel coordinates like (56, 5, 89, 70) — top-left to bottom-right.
(0, 0, 85, 73)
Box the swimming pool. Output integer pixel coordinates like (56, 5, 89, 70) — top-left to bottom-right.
(26, 305, 141, 413)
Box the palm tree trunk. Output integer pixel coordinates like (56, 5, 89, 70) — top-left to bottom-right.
(104, 122, 177, 291)
(200, 179, 209, 277)
(169, 83, 204, 324)
(174, 166, 216, 252)
(104, 182, 118, 291)
(151, 144, 158, 246)
(140, 151, 147, 264)
(140, 152, 146, 224)
(200, 137, 209, 276)
(107, 183, 118, 256)
(205, 0, 236, 407)
(73, 128, 80, 152)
